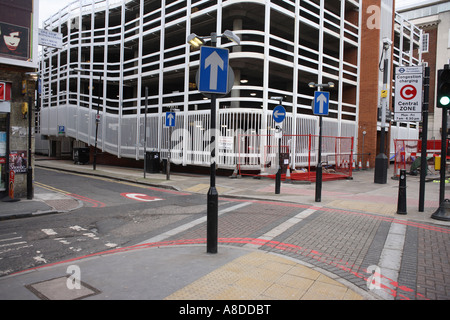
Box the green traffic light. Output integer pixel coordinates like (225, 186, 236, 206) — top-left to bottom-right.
(441, 96, 450, 107)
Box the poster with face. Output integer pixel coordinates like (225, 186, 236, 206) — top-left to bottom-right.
(9, 150, 27, 174)
(0, 0, 33, 62)
(0, 22, 29, 60)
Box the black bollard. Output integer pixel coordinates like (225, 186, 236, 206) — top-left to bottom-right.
(397, 169, 407, 215)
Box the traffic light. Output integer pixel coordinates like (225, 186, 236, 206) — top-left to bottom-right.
(437, 65, 450, 108)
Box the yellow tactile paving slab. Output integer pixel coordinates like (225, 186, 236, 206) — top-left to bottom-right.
(165, 251, 364, 300)
(326, 200, 397, 215)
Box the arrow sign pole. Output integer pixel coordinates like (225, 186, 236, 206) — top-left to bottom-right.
(205, 51, 224, 91)
(167, 113, 175, 126)
(199, 46, 229, 95)
(316, 93, 328, 114)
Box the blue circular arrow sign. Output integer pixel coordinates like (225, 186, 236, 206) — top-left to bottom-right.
(273, 105, 286, 123)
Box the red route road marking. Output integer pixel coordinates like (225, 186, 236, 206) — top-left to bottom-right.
(68, 193, 106, 208)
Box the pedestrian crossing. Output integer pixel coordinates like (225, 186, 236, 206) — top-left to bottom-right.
(0, 232, 33, 276)
(0, 227, 119, 277)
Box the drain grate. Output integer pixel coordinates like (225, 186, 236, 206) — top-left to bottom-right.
(26, 276, 101, 300)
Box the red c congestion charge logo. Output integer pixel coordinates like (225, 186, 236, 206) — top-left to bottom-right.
(121, 193, 164, 202)
(400, 85, 417, 100)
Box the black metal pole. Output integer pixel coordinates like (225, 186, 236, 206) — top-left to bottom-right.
(397, 169, 407, 215)
(207, 33, 219, 254)
(431, 107, 450, 221)
(144, 87, 148, 179)
(207, 93, 219, 254)
(275, 136, 281, 194)
(93, 75, 102, 171)
(27, 95, 33, 200)
(374, 58, 389, 184)
(315, 115, 323, 202)
(419, 67, 430, 212)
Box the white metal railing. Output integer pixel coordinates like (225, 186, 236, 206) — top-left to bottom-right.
(40, 105, 357, 169)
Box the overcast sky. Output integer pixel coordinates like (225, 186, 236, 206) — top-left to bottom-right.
(38, 0, 437, 26)
(39, 0, 72, 27)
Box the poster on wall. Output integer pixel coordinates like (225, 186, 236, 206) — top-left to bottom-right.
(0, 132, 6, 156)
(9, 150, 27, 174)
(0, 22, 30, 60)
(0, 0, 36, 67)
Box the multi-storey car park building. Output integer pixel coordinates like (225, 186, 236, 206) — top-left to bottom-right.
(37, 0, 422, 174)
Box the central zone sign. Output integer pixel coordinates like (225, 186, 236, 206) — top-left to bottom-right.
(394, 66, 423, 122)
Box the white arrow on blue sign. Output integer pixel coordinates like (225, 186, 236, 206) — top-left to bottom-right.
(199, 46, 229, 94)
(166, 112, 176, 127)
(313, 91, 330, 116)
(273, 105, 286, 123)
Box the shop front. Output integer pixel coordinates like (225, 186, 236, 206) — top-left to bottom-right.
(0, 113, 7, 195)
(0, 81, 11, 197)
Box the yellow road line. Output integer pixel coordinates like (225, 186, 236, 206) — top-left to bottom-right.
(34, 181, 70, 195)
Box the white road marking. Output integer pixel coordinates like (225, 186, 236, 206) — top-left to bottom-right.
(139, 202, 252, 244)
(42, 229, 58, 236)
(244, 207, 320, 249)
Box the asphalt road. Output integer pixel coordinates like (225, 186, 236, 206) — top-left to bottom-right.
(0, 167, 212, 276)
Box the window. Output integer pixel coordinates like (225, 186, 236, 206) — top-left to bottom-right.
(422, 33, 429, 53)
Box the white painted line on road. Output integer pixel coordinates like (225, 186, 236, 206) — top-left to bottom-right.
(374, 222, 406, 300)
(0, 236, 22, 243)
(139, 202, 252, 244)
(244, 206, 320, 249)
(0, 241, 27, 248)
(42, 229, 58, 236)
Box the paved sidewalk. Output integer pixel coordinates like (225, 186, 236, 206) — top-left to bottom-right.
(0, 158, 449, 301)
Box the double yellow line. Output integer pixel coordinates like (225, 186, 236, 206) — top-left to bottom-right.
(34, 181, 71, 195)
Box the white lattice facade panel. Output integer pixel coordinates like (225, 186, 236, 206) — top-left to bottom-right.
(39, 0, 370, 169)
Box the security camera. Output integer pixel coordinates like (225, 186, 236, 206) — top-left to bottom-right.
(382, 37, 392, 50)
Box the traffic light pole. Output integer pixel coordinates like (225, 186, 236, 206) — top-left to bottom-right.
(431, 64, 450, 221)
(419, 67, 430, 212)
(431, 107, 450, 221)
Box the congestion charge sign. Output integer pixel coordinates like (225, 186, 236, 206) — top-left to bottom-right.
(394, 66, 423, 122)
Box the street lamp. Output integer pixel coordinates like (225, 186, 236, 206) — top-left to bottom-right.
(374, 38, 392, 184)
(187, 30, 239, 254)
(309, 81, 334, 202)
(72, 68, 103, 171)
(187, 30, 241, 49)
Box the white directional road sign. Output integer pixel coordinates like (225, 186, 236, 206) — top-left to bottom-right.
(199, 46, 229, 94)
(166, 112, 176, 127)
(273, 105, 286, 123)
(394, 66, 423, 122)
(314, 91, 330, 116)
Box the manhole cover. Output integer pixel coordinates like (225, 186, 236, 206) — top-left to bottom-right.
(26, 276, 100, 300)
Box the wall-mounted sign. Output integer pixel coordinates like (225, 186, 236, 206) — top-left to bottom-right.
(0, 82, 11, 101)
(38, 29, 63, 49)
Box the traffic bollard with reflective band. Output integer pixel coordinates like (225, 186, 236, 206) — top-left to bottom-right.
(397, 169, 407, 215)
